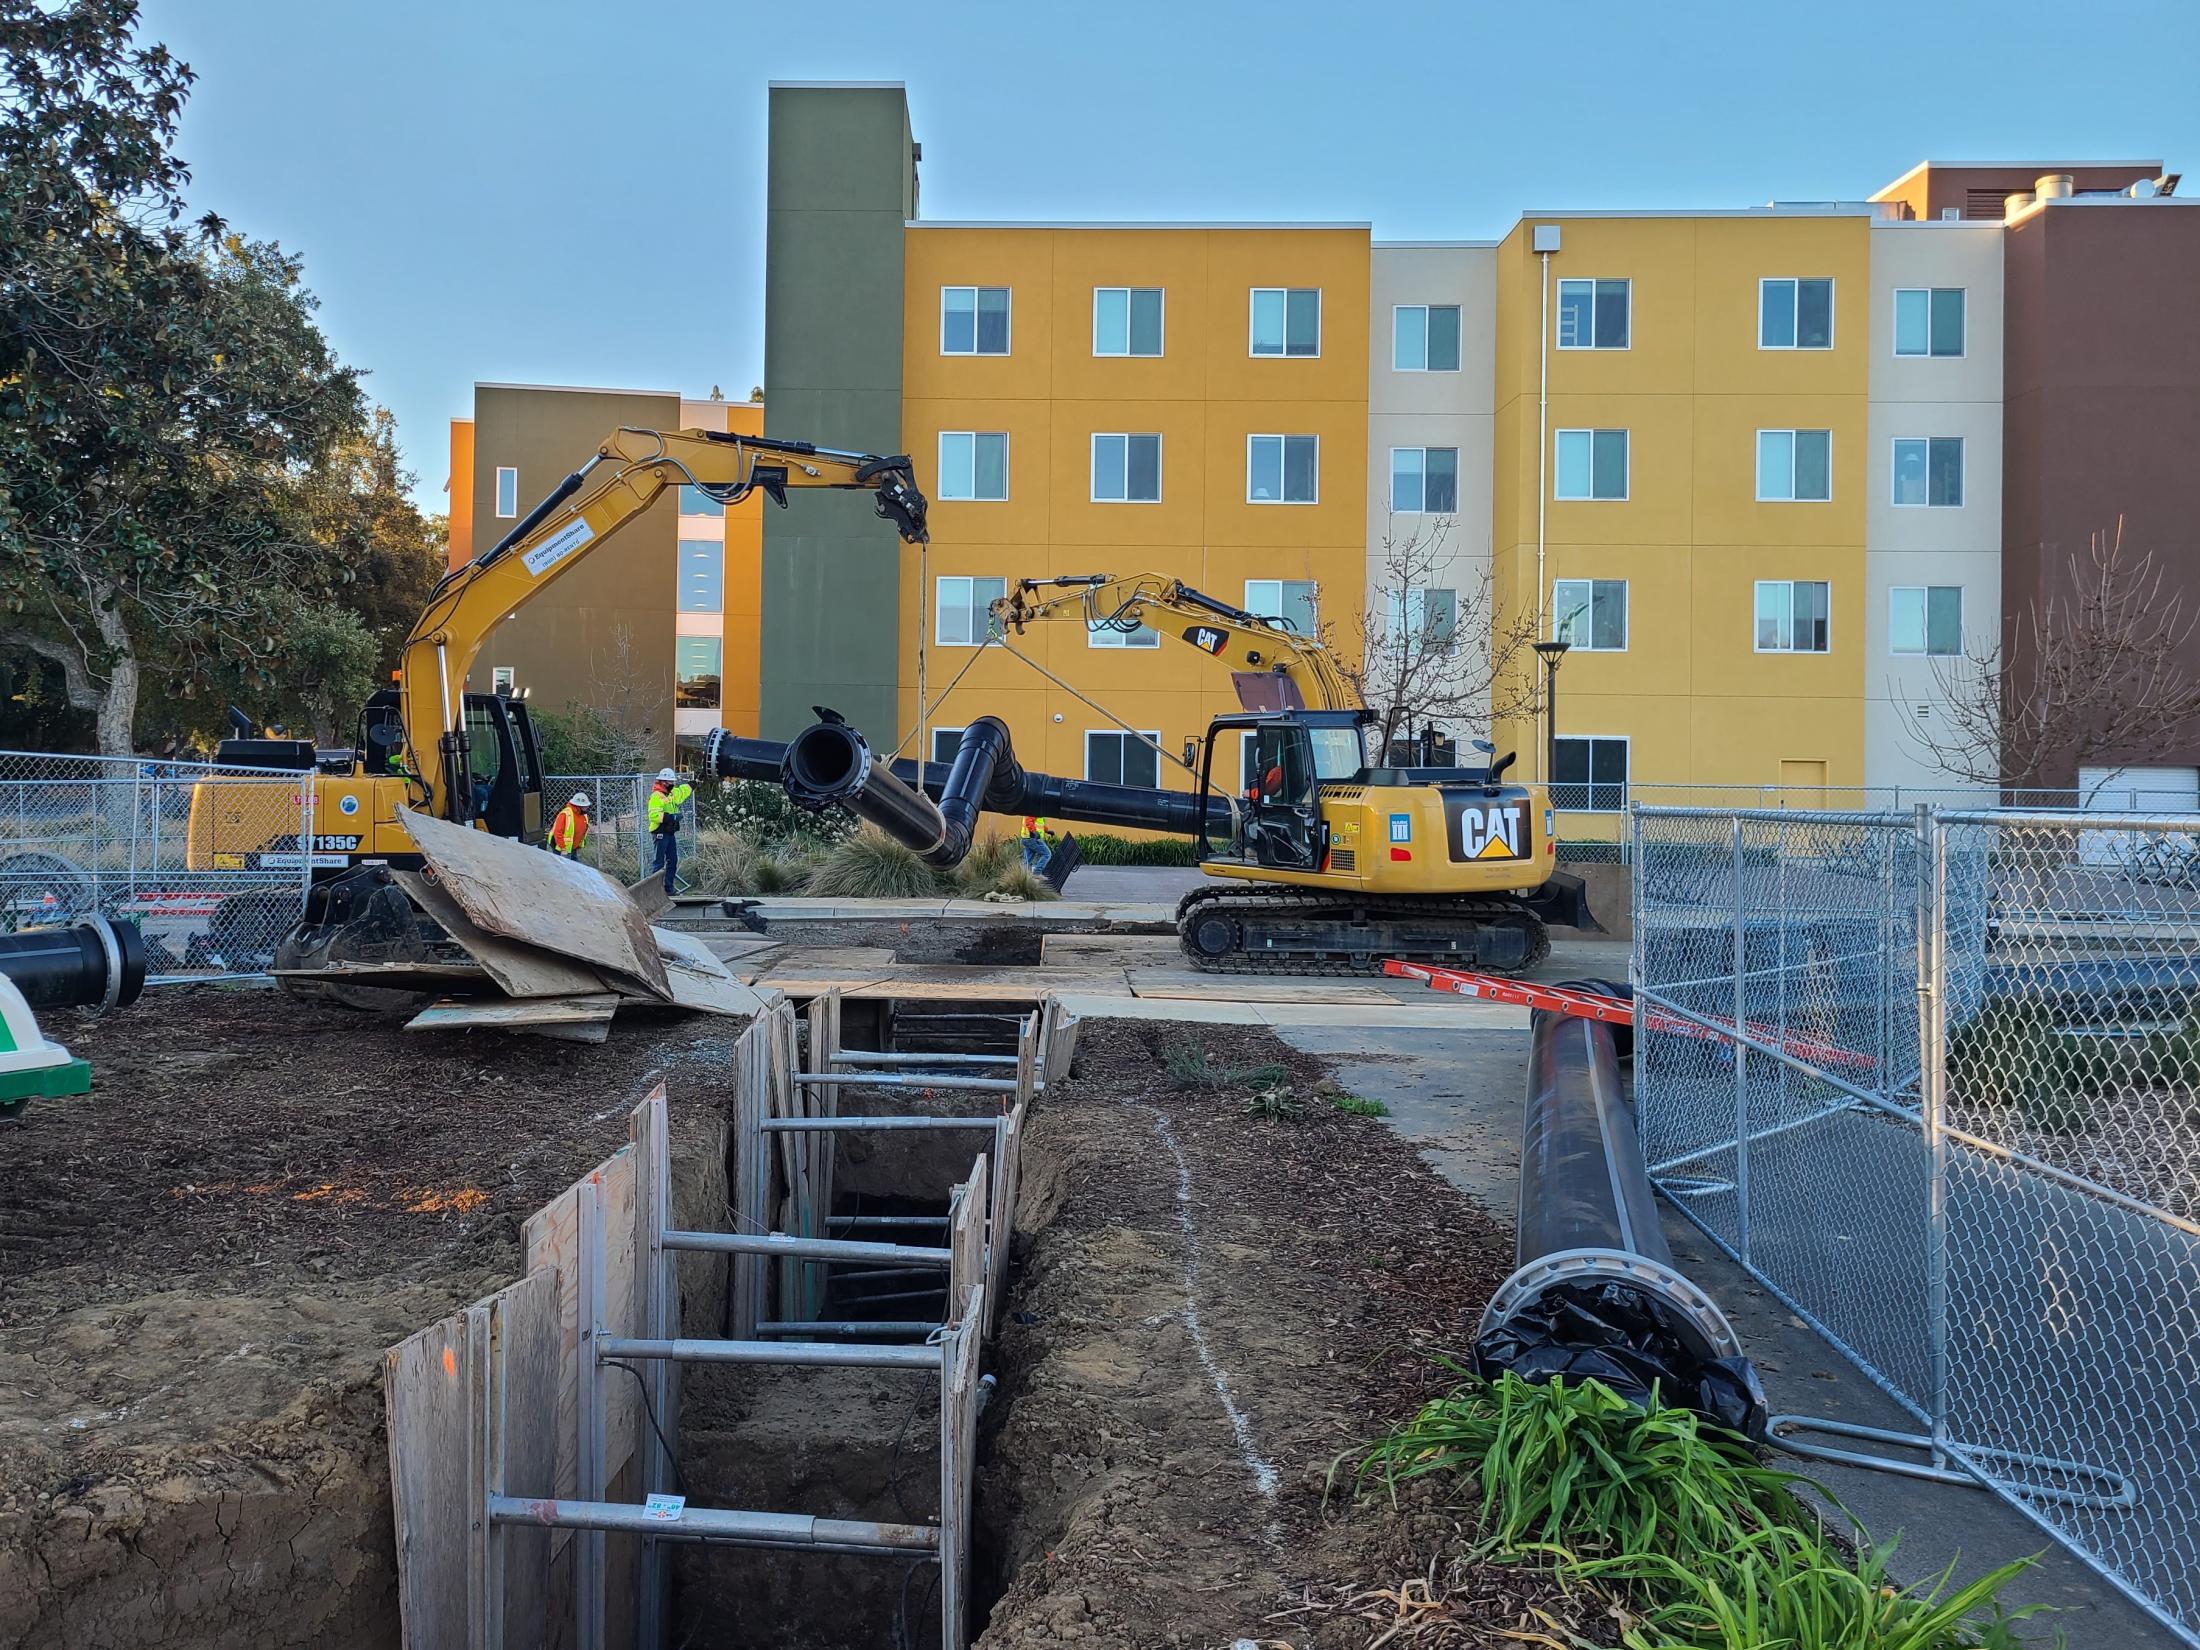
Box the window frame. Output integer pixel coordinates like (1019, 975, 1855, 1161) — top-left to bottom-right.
(494, 466, 518, 519)
(1555, 277, 1631, 351)
(1755, 428, 1834, 503)
(936, 430, 1010, 503)
(933, 574, 1005, 648)
(1391, 303, 1463, 372)
(1243, 578, 1319, 636)
(1888, 584, 1964, 657)
(1092, 286, 1165, 357)
(1552, 428, 1629, 501)
(1758, 276, 1836, 351)
(1551, 734, 1631, 813)
(1246, 433, 1320, 505)
(1086, 617, 1161, 649)
(939, 284, 1012, 356)
(1385, 585, 1459, 654)
(1753, 579, 1833, 654)
(1248, 286, 1322, 359)
(1890, 436, 1965, 508)
(1089, 432, 1163, 504)
(673, 634, 724, 710)
(677, 537, 725, 614)
(1388, 445, 1462, 515)
(930, 726, 968, 765)
(491, 665, 515, 694)
(1551, 577, 1629, 652)
(1083, 728, 1164, 787)
(1892, 286, 1967, 359)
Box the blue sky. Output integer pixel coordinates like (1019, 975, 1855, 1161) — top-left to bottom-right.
(139, 0, 2200, 510)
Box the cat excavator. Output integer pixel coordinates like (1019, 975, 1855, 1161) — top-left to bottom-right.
(989, 574, 1597, 972)
(188, 425, 928, 974)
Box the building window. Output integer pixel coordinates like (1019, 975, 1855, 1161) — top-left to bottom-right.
(1890, 586, 1963, 656)
(1894, 287, 1965, 358)
(1386, 586, 1458, 652)
(678, 484, 725, 517)
(940, 285, 1010, 355)
(1393, 304, 1462, 371)
(1556, 278, 1629, 350)
(1249, 287, 1320, 357)
(1553, 736, 1629, 811)
(1093, 287, 1164, 357)
(494, 466, 518, 518)
(675, 636, 723, 710)
(935, 575, 1005, 647)
(938, 431, 1009, 502)
(1390, 446, 1460, 513)
(491, 665, 515, 694)
(1085, 730, 1162, 788)
(1088, 617, 1160, 648)
(1892, 437, 1963, 507)
(1244, 579, 1318, 636)
(678, 540, 723, 613)
(1756, 429, 1833, 502)
(930, 726, 966, 764)
(1554, 429, 1628, 500)
(1091, 433, 1162, 503)
(1553, 579, 1627, 651)
(1247, 434, 1318, 503)
(1755, 580, 1831, 653)
(1760, 278, 1834, 349)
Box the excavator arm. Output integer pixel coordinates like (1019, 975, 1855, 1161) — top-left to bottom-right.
(400, 426, 928, 818)
(992, 574, 1362, 713)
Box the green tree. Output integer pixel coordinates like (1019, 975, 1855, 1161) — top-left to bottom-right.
(0, 0, 368, 753)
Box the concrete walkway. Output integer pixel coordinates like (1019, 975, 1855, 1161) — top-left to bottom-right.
(1273, 1021, 2168, 1649)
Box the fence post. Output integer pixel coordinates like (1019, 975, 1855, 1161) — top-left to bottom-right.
(1915, 802, 1950, 1470)
(1731, 815, 1751, 1266)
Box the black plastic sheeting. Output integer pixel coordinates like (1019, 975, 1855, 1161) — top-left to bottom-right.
(1476, 1277, 1768, 1438)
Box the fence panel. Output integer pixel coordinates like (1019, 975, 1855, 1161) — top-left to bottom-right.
(0, 751, 315, 982)
(1633, 801, 2200, 1646)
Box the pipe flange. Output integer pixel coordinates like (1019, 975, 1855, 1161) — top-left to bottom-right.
(88, 913, 124, 1017)
(1480, 1246, 1744, 1365)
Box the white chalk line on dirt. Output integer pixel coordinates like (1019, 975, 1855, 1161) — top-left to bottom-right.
(1141, 1106, 1283, 1525)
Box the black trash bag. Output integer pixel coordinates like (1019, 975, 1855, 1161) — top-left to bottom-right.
(1475, 1277, 1769, 1440)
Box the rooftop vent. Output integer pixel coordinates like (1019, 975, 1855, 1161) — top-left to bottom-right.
(2035, 173, 2075, 201)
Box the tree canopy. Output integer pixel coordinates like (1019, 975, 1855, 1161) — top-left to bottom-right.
(0, 0, 441, 755)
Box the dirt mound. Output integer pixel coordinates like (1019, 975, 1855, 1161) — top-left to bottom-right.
(974, 1020, 1551, 1648)
(0, 985, 743, 1648)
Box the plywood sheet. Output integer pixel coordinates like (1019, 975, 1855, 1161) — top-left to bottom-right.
(651, 926, 773, 1018)
(384, 1305, 474, 1647)
(406, 995, 620, 1036)
(1128, 973, 1397, 1004)
(402, 807, 669, 999)
(625, 870, 671, 921)
(394, 870, 610, 1000)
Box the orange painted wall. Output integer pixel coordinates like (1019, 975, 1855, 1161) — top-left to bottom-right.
(722, 400, 765, 735)
(447, 418, 475, 570)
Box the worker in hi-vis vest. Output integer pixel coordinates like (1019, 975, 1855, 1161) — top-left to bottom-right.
(548, 791, 591, 858)
(1020, 813, 1055, 873)
(648, 767, 693, 888)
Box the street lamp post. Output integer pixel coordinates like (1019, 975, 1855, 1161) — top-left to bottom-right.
(1532, 639, 1571, 796)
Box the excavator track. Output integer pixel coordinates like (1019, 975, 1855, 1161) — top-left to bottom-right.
(1172, 884, 1552, 977)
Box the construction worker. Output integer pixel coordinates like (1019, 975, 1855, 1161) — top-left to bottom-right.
(1020, 813, 1055, 873)
(549, 791, 591, 858)
(648, 766, 692, 889)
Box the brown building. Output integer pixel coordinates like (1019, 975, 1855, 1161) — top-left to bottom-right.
(1875, 163, 2199, 796)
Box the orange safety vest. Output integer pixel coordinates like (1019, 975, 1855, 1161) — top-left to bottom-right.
(550, 804, 590, 855)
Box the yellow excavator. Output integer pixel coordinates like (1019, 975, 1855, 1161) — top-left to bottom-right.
(987, 574, 1597, 973)
(188, 426, 928, 970)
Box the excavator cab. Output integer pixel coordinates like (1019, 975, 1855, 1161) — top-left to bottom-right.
(1197, 711, 1369, 873)
(455, 692, 545, 843)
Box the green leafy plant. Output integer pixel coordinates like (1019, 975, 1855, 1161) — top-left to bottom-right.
(1330, 1092, 1389, 1117)
(1242, 1082, 1304, 1123)
(1069, 832, 1202, 867)
(804, 828, 941, 899)
(1354, 1372, 2050, 1650)
(1164, 1043, 1290, 1093)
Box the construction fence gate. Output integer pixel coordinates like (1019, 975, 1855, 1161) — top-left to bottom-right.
(0, 750, 315, 982)
(1632, 802, 2200, 1645)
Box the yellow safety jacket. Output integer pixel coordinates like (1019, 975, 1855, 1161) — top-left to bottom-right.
(648, 782, 692, 834)
(1021, 814, 1053, 842)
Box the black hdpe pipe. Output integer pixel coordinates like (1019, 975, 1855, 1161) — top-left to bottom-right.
(0, 917, 147, 1013)
(1477, 997, 1768, 1436)
(707, 714, 1232, 856)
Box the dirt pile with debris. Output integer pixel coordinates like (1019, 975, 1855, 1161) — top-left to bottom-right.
(0, 984, 741, 1649)
(975, 1020, 1576, 1648)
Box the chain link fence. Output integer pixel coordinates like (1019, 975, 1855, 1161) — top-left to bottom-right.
(1634, 802, 2200, 1644)
(0, 750, 316, 983)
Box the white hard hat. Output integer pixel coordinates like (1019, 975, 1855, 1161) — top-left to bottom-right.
(570, 791, 591, 809)
(657, 766, 678, 782)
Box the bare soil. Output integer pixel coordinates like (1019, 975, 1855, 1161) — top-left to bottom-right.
(0, 984, 741, 1649)
(974, 1020, 1574, 1649)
